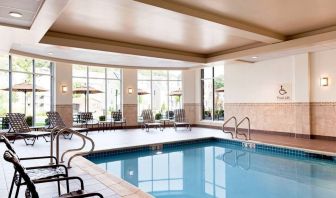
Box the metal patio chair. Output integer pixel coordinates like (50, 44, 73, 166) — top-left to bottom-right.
(3, 150, 103, 198)
(173, 109, 191, 131)
(46, 111, 89, 138)
(0, 135, 69, 198)
(111, 111, 127, 130)
(78, 112, 98, 130)
(7, 113, 51, 146)
(140, 109, 163, 132)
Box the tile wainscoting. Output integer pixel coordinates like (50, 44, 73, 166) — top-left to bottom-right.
(55, 104, 73, 127)
(123, 104, 138, 126)
(186, 102, 336, 139)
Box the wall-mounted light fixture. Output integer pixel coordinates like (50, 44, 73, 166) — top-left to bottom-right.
(128, 88, 133, 94)
(61, 85, 68, 93)
(320, 77, 329, 86)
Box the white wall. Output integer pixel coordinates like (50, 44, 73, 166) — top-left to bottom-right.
(310, 49, 336, 102)
(224, 55, 309, 103)
(55, 61, 73, 105)
(182, 70, 196, 104)
(122, 69, 137, 104)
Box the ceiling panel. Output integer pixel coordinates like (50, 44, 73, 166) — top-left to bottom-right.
(49, 0, 257, 54)
(171, 0, 336, 35)
(11, 43, 199, 68)
(0, 0, 44, 28)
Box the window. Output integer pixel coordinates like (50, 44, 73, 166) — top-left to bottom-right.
(137, 70, 182, 119)
(72, 65, 121, 119)
(0, 54, 54, 127)
(201, 66, 224, 121)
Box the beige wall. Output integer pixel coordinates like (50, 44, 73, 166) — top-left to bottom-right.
(55, 61, 73, 105)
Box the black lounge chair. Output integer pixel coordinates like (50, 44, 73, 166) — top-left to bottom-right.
(46, 111, 89, 138)
(173, 109, 191, 131)
(140, 109, 163, 132)
(0, 135, 69, 198)
(3, 150, 103, 198)
(111, 111, 127, 129)
(7, 113, 51, 146)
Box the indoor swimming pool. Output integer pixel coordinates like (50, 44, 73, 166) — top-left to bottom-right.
(87, 139, 336, 198)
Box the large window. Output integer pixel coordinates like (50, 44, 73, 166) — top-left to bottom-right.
(201, 66, 224, 121)
(0, 54, 54, 127)
(72, 65, 121, 119)
(137, 70, 182, 119)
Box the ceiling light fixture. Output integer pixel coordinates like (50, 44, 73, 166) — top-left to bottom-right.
(252, 56, 258, 59)
(9, 12, 23, 18)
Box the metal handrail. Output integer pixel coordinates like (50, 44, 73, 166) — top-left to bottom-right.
(222, 116, 237, 138)
(50, 128, 95, 168)
(237, 152, 251, 170)
(236, 117, 251, 140)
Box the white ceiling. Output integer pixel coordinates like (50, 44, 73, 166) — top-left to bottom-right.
(0, 0, 44, 28)
(2, 0, 336, 67)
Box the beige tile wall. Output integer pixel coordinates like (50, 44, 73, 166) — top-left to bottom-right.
(311, 102, 336, 137)
(56, 104, 73, 127)
(123, 104, 138, 126)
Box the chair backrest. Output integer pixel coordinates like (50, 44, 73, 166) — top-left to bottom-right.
(7, 113, 31, 133)
(166, 111, 174, 120)
(0, 135, 16, 154)
(141, 109, 154, 122)
(174, 109, 186, 122)
(3, 150, 39, 198)
(1, 116, 9, 129)
(46, 112, 66, 128)
(79, 112, 93, 122)
(111, 111, 122, 121)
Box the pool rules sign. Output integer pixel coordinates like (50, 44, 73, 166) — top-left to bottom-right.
(277, 83, 291, 101)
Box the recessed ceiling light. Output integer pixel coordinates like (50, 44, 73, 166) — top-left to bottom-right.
(252, 56, 258, 59)
(47, 52, 53, 55)
(9, 12, 23, 18)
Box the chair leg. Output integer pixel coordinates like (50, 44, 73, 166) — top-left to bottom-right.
(57, 176, 61, 196)
(8, 171, 16, 198)
(14, 177, 21, 198)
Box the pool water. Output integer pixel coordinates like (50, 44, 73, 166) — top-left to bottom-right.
(88, 141, 336, 198)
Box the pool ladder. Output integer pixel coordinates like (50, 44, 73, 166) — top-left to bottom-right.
(50, 127, 95, 168)
(223, 116, 251, 140)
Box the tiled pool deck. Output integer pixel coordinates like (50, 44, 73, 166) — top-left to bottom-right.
(1, 127, 336, 197)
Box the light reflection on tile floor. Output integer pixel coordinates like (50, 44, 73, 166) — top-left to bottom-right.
(1, 127, 336, 197)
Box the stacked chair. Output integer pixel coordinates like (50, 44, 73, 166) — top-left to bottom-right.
(173, 109, 191, 131)
(140, 109, 163, 132)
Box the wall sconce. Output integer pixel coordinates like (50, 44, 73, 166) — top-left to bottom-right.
(61, 85, 68, 93)
(128, 88, 133, 94)
(320, 77, 328, 86)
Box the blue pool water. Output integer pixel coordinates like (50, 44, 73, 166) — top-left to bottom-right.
(87, 140, 336, 198)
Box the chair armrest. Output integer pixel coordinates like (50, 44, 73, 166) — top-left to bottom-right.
(20, 156, 58, 164)
(26, 164, 68, 173)
(34, 176, 84, 190)
(70, 193, 104, 198)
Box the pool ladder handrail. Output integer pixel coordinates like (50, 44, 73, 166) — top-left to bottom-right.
(222, 116, 237, 138)
(50, 127, 95, 168)
(236, 117, 251, 140)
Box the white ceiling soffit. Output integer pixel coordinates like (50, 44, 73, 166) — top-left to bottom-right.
(11, 43, 199, 69)
(0, 0, 70, 53)
(0, 0, 44, 29)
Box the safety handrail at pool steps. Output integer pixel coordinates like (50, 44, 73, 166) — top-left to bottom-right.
(50, 128, 95, 168)
(237, 117, 251, 140)
(222, 116, 237, 138)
